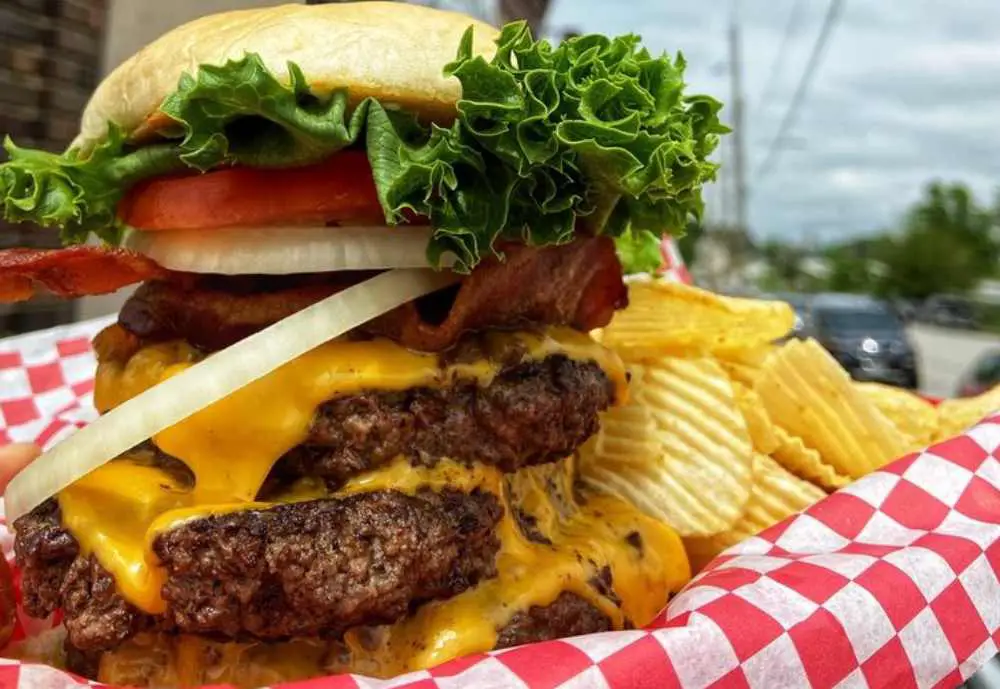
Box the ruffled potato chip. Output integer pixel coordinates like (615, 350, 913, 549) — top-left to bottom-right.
(855, 382, 938, 450)
(685, 453, 828, 572)
(755, 339, 908, 479)
(717, 360, 761, 388)
(731, 381, 780, 455)
(578, 356, 753, 537)
(936, 384, 1000, 441)
(718, 344, 776, 368)
(771, 425, 851, 491)
(716, 345, 775, 388)
(601, 281, 795, 360)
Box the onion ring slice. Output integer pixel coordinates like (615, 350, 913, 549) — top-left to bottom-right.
(123, 226, 454, 274)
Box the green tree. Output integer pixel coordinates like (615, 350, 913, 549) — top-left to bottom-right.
(824, 251, 872, 293)
(761, 240, 805, 290)
(821, 236, 892, 294)
(877, 182, 997, 299)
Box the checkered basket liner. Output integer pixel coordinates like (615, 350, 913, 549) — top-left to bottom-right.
(0, 247, 998, 687)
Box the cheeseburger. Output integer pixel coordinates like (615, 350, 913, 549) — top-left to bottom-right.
(0, 3, 725, 686)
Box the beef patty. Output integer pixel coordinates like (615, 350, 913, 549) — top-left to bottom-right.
(93, 338, 616, 491)
(495, 591, 614, 649)
(75, 593, 613, 683)
(19, 348, 617, 659)
(15, 490, 502, 652)
(275, 356, 616, 489)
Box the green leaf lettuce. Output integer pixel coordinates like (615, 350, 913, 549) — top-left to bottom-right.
(0, 22, 726, 273)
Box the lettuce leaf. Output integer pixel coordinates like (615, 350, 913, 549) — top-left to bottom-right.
(614, 229, 663, 275)
(0, 23, 726, 272)
(160, 55, 369, 170)
(366, 22, 727, 272)
(0, 129, 182, 244)
(0, 54, 369, 245)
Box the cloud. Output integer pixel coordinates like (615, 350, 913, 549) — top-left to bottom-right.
(547, 0, 1000, 245)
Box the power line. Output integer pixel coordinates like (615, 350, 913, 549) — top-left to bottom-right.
(498, 0, 551, 34)
(729, 20, 747, 237)
(728, 19, 750, 285)
(755, 0, 806, 109)
(719, 143, 731, 228)
(755, 0, 845, 180)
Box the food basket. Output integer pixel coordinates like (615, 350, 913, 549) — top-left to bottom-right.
(0, 242, 996, 688)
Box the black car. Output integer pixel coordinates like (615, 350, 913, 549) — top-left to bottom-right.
(808, 294, 920, 389)
(955, 349, 1000, 397)
(919, 295, 978, 330)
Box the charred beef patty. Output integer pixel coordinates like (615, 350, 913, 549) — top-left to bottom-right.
(19, 356, 614, 652)
(65, 594, 616, 681)
(93, 325, 616, 491)
(15, 490, 502, 651)
(495, 591, 613, 649)
(275, 356, 615, 488)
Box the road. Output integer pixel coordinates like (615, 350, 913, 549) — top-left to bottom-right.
(908, 324, 1000, 398)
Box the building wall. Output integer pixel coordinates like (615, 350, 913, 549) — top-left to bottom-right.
(0, 0, 107, 334)
(102, 0, 285, 68)
(77, 0, 293, 320)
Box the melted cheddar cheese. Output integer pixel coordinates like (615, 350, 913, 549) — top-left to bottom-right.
(328, 458, 688, 678)
(57, 328, 688, 684)
(64, 328, 627, 614)
(97, 459, 688, 686)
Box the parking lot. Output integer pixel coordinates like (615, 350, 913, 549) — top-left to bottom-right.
(908, 324, 1000, 398)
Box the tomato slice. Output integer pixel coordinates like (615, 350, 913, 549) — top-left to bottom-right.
(118, 151, 385, 231)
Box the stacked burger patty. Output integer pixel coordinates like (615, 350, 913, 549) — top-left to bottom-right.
(14, 238, 627, 677)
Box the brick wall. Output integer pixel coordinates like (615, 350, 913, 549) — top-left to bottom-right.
(0, 0, 107, 334)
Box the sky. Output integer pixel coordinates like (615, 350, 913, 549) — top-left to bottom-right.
(544, 0, 1000, 247)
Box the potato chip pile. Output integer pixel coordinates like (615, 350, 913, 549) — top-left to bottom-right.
(580, 281, 1000, 573)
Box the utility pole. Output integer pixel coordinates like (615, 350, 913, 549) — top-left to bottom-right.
(728, 17, 749, 287)
(718, 142, 730, 230)
(497, 0, 550, 35)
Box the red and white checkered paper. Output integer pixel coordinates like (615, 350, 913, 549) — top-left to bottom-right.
(2, 322, 999, 689)
(0, 246, 999, 688)
(658, 236, 692, 284)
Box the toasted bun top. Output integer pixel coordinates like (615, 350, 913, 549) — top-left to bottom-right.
(73, 2, 497, 152)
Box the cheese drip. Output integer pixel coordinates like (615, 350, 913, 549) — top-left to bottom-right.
(330, 458, 688, 678)
(96, 458, 689, 687)
(62, 328, 627, 613)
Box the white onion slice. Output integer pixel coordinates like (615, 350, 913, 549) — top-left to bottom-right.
(123, 225, 455, 274)
(4, 269, 454, 521)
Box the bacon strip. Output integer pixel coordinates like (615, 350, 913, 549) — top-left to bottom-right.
(369, 236, 626, 351)
(118, 238, 626, 352)
(0, 247, 167, 302)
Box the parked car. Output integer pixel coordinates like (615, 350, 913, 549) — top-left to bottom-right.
(892, 298, 919, 323)
(808, 294, 920, 389)
(919, 295, 977, 330)
(955, 349, 1000, 397)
